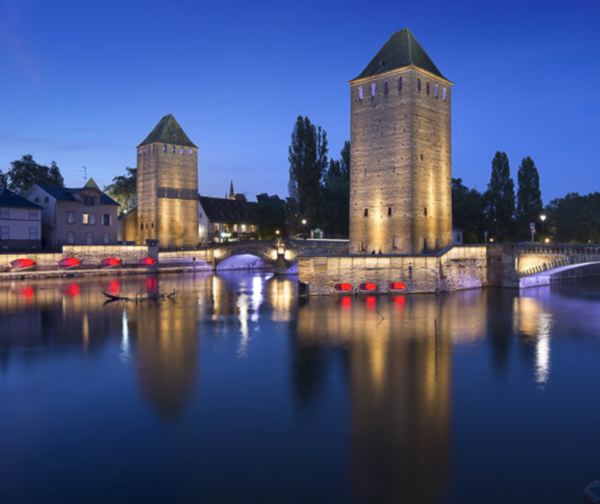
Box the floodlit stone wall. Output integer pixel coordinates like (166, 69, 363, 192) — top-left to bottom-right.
(349, 68, 452, 254)
(62, 245, 148, 265)
(298, 246, 499, 295)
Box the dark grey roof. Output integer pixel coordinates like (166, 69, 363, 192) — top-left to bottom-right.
(199, 196, 258, 224)
(37, 184, 119, 206)
(138, 114, 197, 148)
(0, 189, 41, 209)
(355, 28, 446, 80)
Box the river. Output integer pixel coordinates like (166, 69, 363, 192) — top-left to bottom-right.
(1, 272, 600, 502)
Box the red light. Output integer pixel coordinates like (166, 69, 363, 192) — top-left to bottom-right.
(20, 286, 35, 298)
(59, 257, 81, 269)
(101, 257, 122, 268)
(64, 283, 80, 297)
(145, 276, 158, 293)
(140, 257, 157, 266)
(334, 283, 353, 292)
(340, 296, 352, 308)
(365, 295, 377, 308)
(107, 279, 121, 295)
(11, 258, 36, 270)
(359, 282, 378, 292)
(389, 281, 406, 291)
(393, 295, 406, 306)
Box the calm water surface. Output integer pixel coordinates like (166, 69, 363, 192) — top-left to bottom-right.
(1, 272, 600, 503)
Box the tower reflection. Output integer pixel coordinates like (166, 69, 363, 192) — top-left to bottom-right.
(295, 291, 488, 502)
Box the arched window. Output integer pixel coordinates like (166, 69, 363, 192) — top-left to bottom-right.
(358, 86, 364, 100)
(434, 83, 439, 98)
(417, 78, 421, 92)
(398, 77, 403, 94)
(371, 82, 376, 97)
(384, 80, 389, 96)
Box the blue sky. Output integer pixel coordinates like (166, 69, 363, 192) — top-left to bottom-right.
(0, 0, 599, 201)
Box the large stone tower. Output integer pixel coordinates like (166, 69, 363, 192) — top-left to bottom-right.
(136, 114, 199, 249)
(349, 29, 453, 254)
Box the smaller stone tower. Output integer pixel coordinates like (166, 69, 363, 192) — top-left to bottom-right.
(136, 114, 199, 249)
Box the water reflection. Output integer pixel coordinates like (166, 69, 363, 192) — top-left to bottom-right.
(2, 275, 600, 501)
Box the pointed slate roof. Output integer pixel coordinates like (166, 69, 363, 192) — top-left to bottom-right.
(138, 114, 197, 148)
(84, 178, 99, 190)
(355, 28, 446, 81)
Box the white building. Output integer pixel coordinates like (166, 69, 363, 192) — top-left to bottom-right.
(0, 188, 42, 251)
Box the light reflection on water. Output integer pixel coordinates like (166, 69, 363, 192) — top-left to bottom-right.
(0, 274, 600, 502)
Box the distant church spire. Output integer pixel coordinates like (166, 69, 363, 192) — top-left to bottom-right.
(228, 180, 235, 200)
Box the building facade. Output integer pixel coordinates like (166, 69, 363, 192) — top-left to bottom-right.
(349, 29, 453, 254)
(136, 114, 199, 249)
(26, 179, 119, 248)
(198, 196, 259, 243)
(0, 189, 42, 250)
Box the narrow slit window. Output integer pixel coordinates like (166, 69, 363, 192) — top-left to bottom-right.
(434, 83, 439, 98)
(417, 78, 421, 92)
(426, 82, 430, 95)
(442, 87, 448, 101)
(358, 86, 364, 100)
(364, 208, 369, 217)
(398, 77, 403, 94)
(371, 82, 376, 97)
(387, 207, 392, 216)
(424, 207, 428, 216)
(384, 80, 389, 96)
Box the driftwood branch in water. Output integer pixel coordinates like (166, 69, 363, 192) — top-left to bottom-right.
(103, 289, 177, 303)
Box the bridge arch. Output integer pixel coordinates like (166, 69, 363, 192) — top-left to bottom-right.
(215, 253, 274, 271)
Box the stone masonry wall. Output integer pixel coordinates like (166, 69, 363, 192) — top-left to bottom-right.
(349, 67, 452, 254)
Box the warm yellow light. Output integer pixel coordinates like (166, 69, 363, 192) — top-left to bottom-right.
(275, 229, 280, 235)
(544, 237, 550, 244)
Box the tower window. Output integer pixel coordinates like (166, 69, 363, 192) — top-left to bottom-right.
(364, 208, 369, 217)
(383, 80, 389, 96)
(420, 154, 424, 161)
(417, 78, 421, 92)
(189, 149, 193, 154)
(371, 82, 376, 97)
(424, 207, 428, 216)
(162, 144, 167, 152)
(171, 146, 175, 153)
(387, 207, 392, 216)
(442, 88, 448, 101)
(179, 148, 184, 154)
(398, 77, 403, 93)
(426, 82, 430, 95)
(358, 86, 364, 100)
(434, 83, 439, 98)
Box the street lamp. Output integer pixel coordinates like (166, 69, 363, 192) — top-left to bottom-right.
(275, 229, 280, 236)
(540, 213, 547, 240)
(301, 219, 307, 226)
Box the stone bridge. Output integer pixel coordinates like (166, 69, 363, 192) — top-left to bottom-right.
(159, 239, 349, 271)
(516, 244, 600, 288)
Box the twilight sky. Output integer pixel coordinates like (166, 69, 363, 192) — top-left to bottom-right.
(0, 0, 599, 202)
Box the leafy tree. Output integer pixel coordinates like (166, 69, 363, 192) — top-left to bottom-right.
(288, 116, 328, 230)
(516, 156, 543, 239)
(104, 167, 137, 214)
(546, 192, 600, 243)
(452, 178, 486, 243)
(0, 169, 6, 189)
(254, 193, 287, 239)
(4, 155, 64, 194)
(322, 141, 350, 237)
(484, 151, 515, 241)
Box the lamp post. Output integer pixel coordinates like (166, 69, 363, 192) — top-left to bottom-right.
(540, 214, 547, 241)
(301, 218, 308, 240)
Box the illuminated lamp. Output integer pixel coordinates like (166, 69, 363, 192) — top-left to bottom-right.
(10, 258, 36, 271)
(59, 257, 81, 269)
(101, 257, 122, 268)
(140, 257, 157, 266)
(389, 281, 406, 291)
(334, 283, 353, 293)
(359, 282, 378, 293)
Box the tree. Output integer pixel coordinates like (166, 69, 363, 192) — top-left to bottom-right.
(321, 141, 350, 237)
(546, 192, 600, 243)
(104, 167, 137, 214)
(288, 116, 328, 230)
(516, 156, 543, 239)
(254, 193, 287, 239)
(484, 151, 515, 241)
(452, 178, 486, 243)
(4, 155, 64, 194)
(0, 169, 6, 189)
